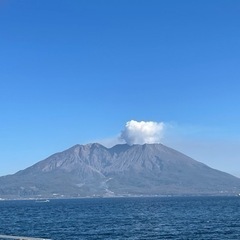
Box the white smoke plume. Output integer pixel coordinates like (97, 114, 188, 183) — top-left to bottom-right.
(120, 120, 165, 145)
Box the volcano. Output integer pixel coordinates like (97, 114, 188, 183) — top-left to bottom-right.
(0, 143, 239, 199)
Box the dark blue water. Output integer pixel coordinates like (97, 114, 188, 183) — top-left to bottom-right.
(0, 197, 239, 239)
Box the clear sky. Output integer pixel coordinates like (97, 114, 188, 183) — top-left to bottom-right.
(0, 0, 240, 177)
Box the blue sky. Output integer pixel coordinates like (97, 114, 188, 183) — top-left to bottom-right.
(0, 0, 240, 176)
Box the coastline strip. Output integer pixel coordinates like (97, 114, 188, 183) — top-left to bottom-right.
(0, 235, 51, 240)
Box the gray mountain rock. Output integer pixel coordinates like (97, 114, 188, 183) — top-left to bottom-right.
(0, 143, 240, 199)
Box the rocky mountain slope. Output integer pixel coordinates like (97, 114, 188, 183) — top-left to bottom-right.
(0, 143, 240, 199)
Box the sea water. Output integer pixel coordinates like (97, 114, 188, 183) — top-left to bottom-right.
(0, 196, 239, 239)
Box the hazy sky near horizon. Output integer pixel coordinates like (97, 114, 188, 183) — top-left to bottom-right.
(0, 0, 240, 177)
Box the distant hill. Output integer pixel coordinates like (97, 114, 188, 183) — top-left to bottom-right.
(0, 143, 240, 199)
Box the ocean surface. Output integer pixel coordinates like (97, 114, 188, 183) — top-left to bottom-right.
(0, 196, 239, 239)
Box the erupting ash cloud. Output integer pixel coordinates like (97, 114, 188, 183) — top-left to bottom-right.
(120, 120, 165, 145)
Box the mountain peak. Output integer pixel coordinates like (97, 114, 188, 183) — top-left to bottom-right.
(72, 142, 105, 149)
